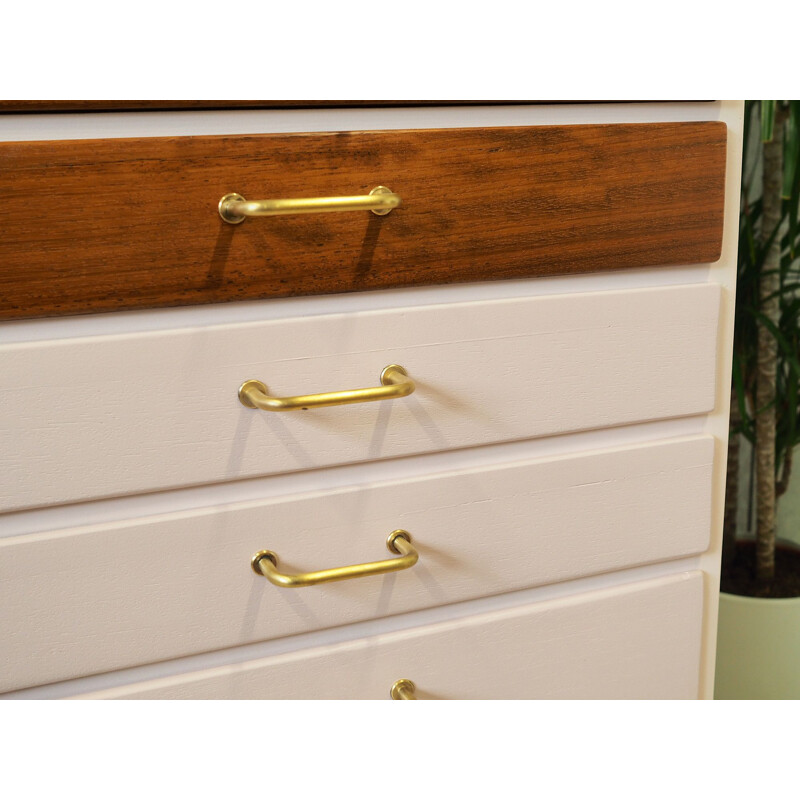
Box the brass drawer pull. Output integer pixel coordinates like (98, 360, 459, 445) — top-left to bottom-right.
(219, 185, 400, 224)
(238, 364, 414, 411)
(390, 679, 417, 700)
(251, 530, 418, 588)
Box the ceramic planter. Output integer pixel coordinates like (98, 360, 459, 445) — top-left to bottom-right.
(715, 591, 800, 699)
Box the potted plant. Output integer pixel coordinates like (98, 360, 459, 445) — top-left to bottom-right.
(715, 100, 800, 699)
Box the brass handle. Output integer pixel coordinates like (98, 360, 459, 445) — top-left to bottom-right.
(219, 185, 400, 224)
(251, 530, 418, 588)
(390, 679, 417, 700)
(238, 364, 414, 412)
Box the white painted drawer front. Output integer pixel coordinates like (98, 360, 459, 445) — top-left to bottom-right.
(0, 435, 712, 693)
(0, 283, 720, 512)
(72, 572, 704, 699)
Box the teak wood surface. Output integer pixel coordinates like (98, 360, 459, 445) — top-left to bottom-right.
(0, 122, 727, 320)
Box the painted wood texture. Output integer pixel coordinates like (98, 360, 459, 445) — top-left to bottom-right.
(70, 572, 704, 699)
(0, 101, 528, 113)
(0, 437, 711, 692)
(0, 122, 726, 320)
(0, 284, 720, 512)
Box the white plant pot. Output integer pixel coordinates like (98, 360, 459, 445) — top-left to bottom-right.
(715, 591, 800, 699)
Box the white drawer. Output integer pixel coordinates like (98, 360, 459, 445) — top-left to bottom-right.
(0, 435, 712, 692)
(0, 283, 720, 512)
(71, 572, 704, 699)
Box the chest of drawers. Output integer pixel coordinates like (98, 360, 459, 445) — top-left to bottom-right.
(0, 101, 743, 699)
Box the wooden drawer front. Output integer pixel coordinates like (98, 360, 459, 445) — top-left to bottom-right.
(0, 283, 720, 512)
(71, 572, 704, 699)
(0, 122, 726, 320)
(0, 436, 712, 692)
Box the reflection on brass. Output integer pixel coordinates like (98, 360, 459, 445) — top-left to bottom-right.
(390, 679, 417, 700)
(238, 364, 414, 411)
(251, 530, 418, 588)
(219, 185, 400, 223)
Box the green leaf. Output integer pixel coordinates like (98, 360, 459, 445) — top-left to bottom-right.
(761, 285, 800, 303)
(742, 202, 759, 264)
(755, 213, 790, 272)
(752, 310, 800, 378)
(787, 101, 800, 256)
(732, 356, 752, 427)
(779, 297, 800, 324)
(742, 100, 758, 194)
(762, 100, 777, 142)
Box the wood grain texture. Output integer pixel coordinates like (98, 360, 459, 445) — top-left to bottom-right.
(0, 284, 720, 512)
(69, 572, 704, 699)
(0, 437, 711, 692)
(0, 122, 727, 320)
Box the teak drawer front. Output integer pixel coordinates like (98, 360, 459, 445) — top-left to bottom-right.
(0, 122, 726, 320)
(71, 572, 704, 699)
(0, 284, 720, 512)
(0, 436, 712, 692)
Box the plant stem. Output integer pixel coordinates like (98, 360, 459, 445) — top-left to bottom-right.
(723, 390, 740, 570)
(776, 446, 794, 498)
(755, 107, 786, 582)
